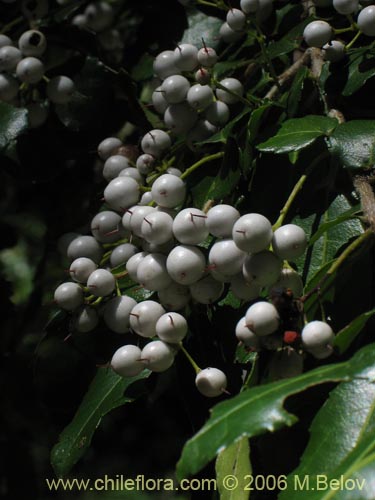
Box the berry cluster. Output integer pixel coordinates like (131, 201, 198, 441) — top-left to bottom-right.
(150, 43, 243, 147)
(0, 29, 75, 127)
(53, 128, 336, 397)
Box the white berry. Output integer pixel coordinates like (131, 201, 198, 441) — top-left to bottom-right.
(129, 300, 166, 337)
(272, 224, 308, 260)
(141, 340, 175, 372)
(103, 295, 137, 333)
(243, 250, 282, 287)
(245, 301, 280, 336)
(232, 213, 273, 253)
(303, 21, 332, 48)
(111, 345, 145, 377)
(195, 367, 227, 397)
(54, 282, 83, 311)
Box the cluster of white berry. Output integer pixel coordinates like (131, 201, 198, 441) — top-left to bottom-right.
(0, 30, 75, 127)
(150, 43, 243, 147)
(53, 127, 336, 397)
(71, 1, 124, 64)
(304, 0, 375, 61)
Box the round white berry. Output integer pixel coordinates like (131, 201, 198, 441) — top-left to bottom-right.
(209, 239, 246, 276)
(141, 129, 171, 157)
(164, 103, 198, 135)
(197, 47, 218, 67)
(301, 321, 335, 350)
(187, 84, 214, 110)
(235, 317, 261, 350)
(18, 29, 46, 57)
(47, 76, 75, 104)
(141, 211, 174, 245)
(245, 301, 280, 336)
(323, 40, 346, 62)
(161, 74, 190, 104)
(103, 295, 137, 333)
(166, 245, 206, 285)
(136, 253, 172, 291)
(195, 367, 227, 397)
(158, 282, 191, 310)
(186, 119, 218, 148)
(240, 0, 259, 13)
(110, 243, 138, 268)
(216, 78, 244, 104)
(57, 232, 81, 256)
(189, 275, 224, 304)
(67, 235, 103, 263)
(173, 43, 198, 71)
(91, 211, 122, 243)
(103, 155, 131, 181)
(272, 224, 308, 260)
(87, 269, 116, 297)
(74, 306, 98, 333)
(156, 312, 188, 342)
(219, 22, 244, 43)
(357, 5, 375, 35)
(0, 46, 22, 71)
(303, 20, 332, 48)
(69, 257, 97, 283)
(166, 167, 182, 177)
(151, 174, 186, 208)
(54, 282, 83, 311)
(126, 251, 149, 281)
(119, 167, 144, 185)
(230, 273, 261, 301)
(232, 213, 273, 253)
(104, 176, 140, 212)
(270, 268, 304, 298)
(141, 340, 175, 372)
(226, 8, 246, 31)
(243, 250, 282, 287)
(153, 50, 181, 80)
(98, 137, 122, 160)
(16, 57, 45, 84)
(123, 205, 155, 237)
(111, 345, 145, 377)
(129, 300, 166, 338)
(0, 74, 19, 102)
(309, 344, 334, 359)
(152, 86, 169, 114)
(85, 1, 114, 32)
(136, 153, 155, 175)
(333, 0, 359, 14)
(172, 207, 209, 245)
(206, 204, 240, 237)
(195, 67, 211, 85)
(0, 35, 13, 49)
(206, 101, 230, 126)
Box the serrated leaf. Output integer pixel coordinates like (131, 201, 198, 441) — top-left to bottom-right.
(0, 102, 28, 151)
(328, 120, 375, 170)
(180, 10, 222, 49)
(334, 308, 375, 354)
(342, 48, 375, 97)
(51, 368, 151, 477)
(216, 437, 251, 500)
(176, 344, 375, 480)
(257, 116, 337, 154)
(308, 204, 361, 246)
(279, 361, 375, 500)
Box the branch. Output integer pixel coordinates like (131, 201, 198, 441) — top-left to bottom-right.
(265, 50, 311, 100)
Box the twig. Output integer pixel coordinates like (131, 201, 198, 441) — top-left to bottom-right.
(265, 50, 311, 100)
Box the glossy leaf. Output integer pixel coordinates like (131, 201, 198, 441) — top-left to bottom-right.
(176, 343, 375, 480)
(342, 49, 375, 97)
(279, 360, 375, 499)
(0, 102, 28, 151)
(257, 116, 337, 154)
(180, 10, 222, 49)
(334, 308, 375, 354)
(51, 368, 151, 477)
(216, 437, 251, 500)
(328, 120, 375, 170)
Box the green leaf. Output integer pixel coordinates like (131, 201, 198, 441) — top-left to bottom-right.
(202, 109, 251, 144)
(131, 53, 154, 82)
(287, 66, 310, 117)
(180, 10, 222, 49)
(0, 102, 28, 151)
(176, 343, 375, 480)
(51, 368, 151, 477)
(279, 361, 375, 500)
(328, 120, 375, 170)
(334, 308, 375, 354)
(267, 17, 313, 60)
(342, 48, 375, 97)
(257, 116, 337, 154)
(216, 437, 251, 500)
(308, 204, 361, 247)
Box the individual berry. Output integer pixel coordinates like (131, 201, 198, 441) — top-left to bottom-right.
(156, 312, 188, 342)
(136, 153, 155, 175)
(98, 137, 122, 160)
(208, 239, 246, 276)
(85, 1, 114, 32)
(206, 101, 230, 126)
(322, 40, 346, 62)
(187, 84, 214, 110)
(189, 275, 224, 304)
(103, 176, 140, 212)
(357, 5, 375, 36)
(161, 74, 190, 104)
(129, 300, 166, 338)
(141, 237, 175, 254)
(232, 213, 273, 253)
(111, 345, 145, 377)
(153, 50, 181, 80)
(126, 251, 149, 281)
(333, 0, 359, 14)
(206, 204, 240, 237)
(270, 268, 304, 298)
(54, 282, 83, 311)
(164, 103, 198, 135)
(16, 57, 45, 84)
(172, 207, 209, 245)
(243, 250, 282, 287)
(18, 30, 46, 57)
(186, 119, 218, 148)
(195, 367, 227, 397)
(74, 306, 98, 333)
(166, 167, 182, 177)
(245, 301, 280, 336)
(26, 101, 49, 128)
(87, 268, 116, 297)
(195, 67, 211, 85)
(197, 47, 218, 67)
(151, 174, 186, 208)
(152, 86, 169, 114)
(141, 211, 174, 245)
(0, 35, 12, 49)
(103, 295, 137, 333)
(123, 206, 155, 237)
(69, 257, 97, 283)
(166, 245, 206, 285)
(110, 243, 138, 268)
(235, 317, 261, 350)
(67, 235, 103, 263)
(141, 129, 172, 157)
(136, 253, 172, 291)
(301, 321, 335, 351)
(219, 22, 244, 43)
(303, 21, 332, 48)
(240, 0, 259, 13)
(309, 344, 334, 359)
(0, 74, 19, 102)
(140, 340, 175, 372)
(57, 232, 81, 256)
(139, 191, 154, 205)
(173, 43, 198, 71)
(72, 14, 88, 28)
(91, 211, 122, 243)
(272, 224, 308, 260)
(230, 274, 261, 301)
(158, 282, 191, 310)
(46, 76, 75, 104)
(226, 9, 246, 31)
(0, 46, 22, 71)
(216, 78, 244, 104)
(119, 167, 144, 185)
